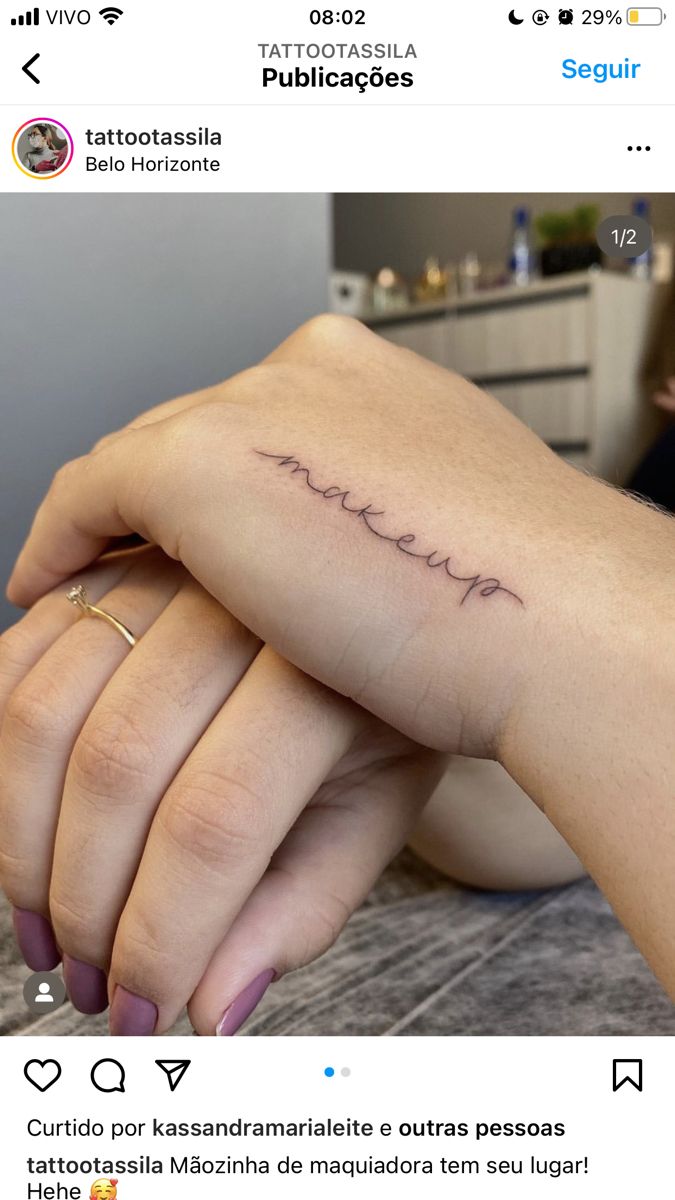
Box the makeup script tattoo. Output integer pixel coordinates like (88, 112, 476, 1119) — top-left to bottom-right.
(254, 451, 524, 608)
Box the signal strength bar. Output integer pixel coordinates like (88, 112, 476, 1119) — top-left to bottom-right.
(11, 6, 40, 23)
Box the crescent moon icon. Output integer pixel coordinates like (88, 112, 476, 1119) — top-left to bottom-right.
(509, 9, 524, 22)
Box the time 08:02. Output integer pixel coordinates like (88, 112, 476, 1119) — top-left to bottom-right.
(310, 9, 366, 23)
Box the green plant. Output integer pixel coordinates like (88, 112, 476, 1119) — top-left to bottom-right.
(535, 204, 601, 246)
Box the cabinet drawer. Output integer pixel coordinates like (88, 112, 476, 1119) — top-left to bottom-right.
(487, 378, 590, 450)
(451, 296, 590, 378)
(377, 316, 450, 367)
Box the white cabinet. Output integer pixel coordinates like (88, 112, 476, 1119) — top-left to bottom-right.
(452, 294, 589, 378)
(371, 272, 662, 482)
(377, 315, 452, 368)
(488, 377, 590, 453)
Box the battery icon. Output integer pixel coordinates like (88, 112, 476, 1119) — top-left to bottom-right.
(627, 7, 664, 22)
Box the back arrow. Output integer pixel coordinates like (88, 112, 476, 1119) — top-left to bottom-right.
(22, 53, 40, 83)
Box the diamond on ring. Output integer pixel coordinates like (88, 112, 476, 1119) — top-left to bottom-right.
(66, 583, 89, 612)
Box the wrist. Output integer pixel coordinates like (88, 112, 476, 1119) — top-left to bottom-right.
(499, 474, 675, 814)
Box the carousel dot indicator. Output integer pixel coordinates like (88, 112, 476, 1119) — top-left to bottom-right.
(341, 1067, 351, 1077)
(324, 1066, 335, 1077)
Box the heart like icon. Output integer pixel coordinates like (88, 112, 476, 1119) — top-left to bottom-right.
(24, 1058, 62, 1092)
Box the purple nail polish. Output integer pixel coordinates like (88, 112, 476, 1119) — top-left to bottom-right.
(12, 908, 61, 972)
(216, 969, 275, 1036)
(63, 955, 109, 1015)
(109, 985, 157, 1036)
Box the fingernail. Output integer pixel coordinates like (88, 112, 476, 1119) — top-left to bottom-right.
(109, 985, 157, 1036)
(63, 955, 109, 1015)
(216, 969, 275, 1037)
(12, 907, 61, 971)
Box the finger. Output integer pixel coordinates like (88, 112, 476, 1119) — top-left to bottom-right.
(107, 650, 363, 1035)
(188, 749, 448, 1035)
(7, 401, 234, 608)
(0, 552, 182, 972)
(51, 581, 260, 1012)
(7, 430, 155, 607)
(0, 548, 161, 974)
(0, 548, 145, 722)
(88, 390, 230, 568)
(90, 383, 222, 454)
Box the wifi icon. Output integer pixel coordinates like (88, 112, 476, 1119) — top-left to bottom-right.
(99, 5, 123, 23)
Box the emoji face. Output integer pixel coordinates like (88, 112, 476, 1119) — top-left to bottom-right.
(90, 1181, 117, 1200)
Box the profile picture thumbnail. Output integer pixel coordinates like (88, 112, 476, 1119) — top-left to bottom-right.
(12, 118, 73, 179)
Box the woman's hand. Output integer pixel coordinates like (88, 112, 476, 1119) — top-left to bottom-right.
(0, 545, 446, 1034)
(6, 315, 675, 1000)
(7, 314, 563, 756)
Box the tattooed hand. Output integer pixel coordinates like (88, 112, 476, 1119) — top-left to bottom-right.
(7, 315, 549, 755)
(7, 315, 675, 998)
(254, 451, 524, 609)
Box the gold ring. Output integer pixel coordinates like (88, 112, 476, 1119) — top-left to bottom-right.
(66, 583, 137, 648)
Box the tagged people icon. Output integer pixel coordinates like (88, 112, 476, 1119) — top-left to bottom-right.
(23, 971, 66, 1014)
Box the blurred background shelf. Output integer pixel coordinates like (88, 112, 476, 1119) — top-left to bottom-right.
(367, 272, 663, 481)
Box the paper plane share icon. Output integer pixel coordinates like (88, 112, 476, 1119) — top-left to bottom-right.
(155, 1059, 191, 1092)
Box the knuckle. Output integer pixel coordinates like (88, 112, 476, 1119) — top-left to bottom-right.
(49, 892, 92, 957)
(300, 312, 358, 344)
(90, 431, 117, 455)
(3, 675, 72, 753)
(224, 364, 290, 412)
(160, 769, 268, 870)
(277, 868, 350, 959)
(49, 458, 78, 495)
(156, 403, 204, 444)
(310, 889, 351, 954)
(112, 916, 174, 1001)
(71, 708, 157, 802)
(0, 845, 39, 909)
(152, 418, 195, 468)
(265, 313, 367, 374)
(160, 400, 236, 458)
(0, 625, 33, 682)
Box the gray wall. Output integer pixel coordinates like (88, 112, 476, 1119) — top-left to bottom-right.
(334, 193, 675, 278)
(0, 194, 330, 631)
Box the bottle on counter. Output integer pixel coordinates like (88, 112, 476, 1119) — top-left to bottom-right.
(372, 267, 409, 314)
(413, 257, 449, 303)
(629, 198, 653, 280)
(458, 251, 481, 294)
(509, 206, 536, 286)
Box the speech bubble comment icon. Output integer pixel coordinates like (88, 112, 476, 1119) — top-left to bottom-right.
(91, 1058, 125, 1094)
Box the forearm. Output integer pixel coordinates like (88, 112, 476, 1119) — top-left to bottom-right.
(496, 476, 675, 993)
